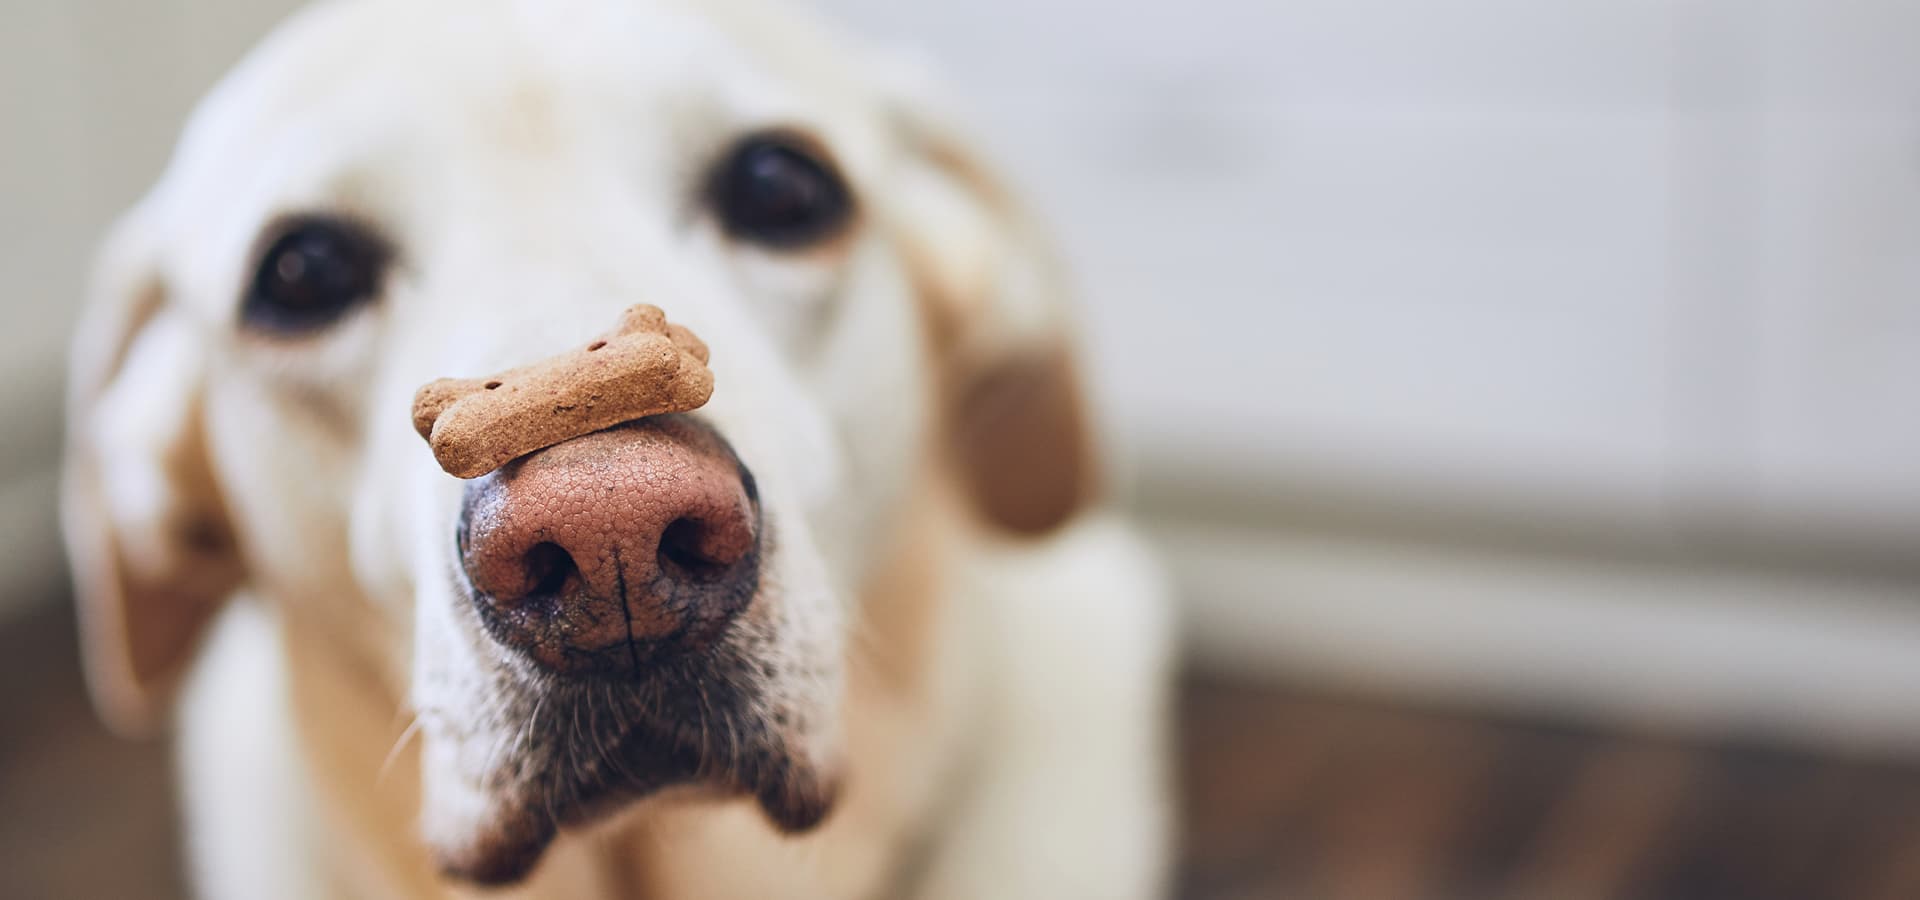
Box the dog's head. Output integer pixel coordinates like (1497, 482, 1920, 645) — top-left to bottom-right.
(61, 0, 1094, 884)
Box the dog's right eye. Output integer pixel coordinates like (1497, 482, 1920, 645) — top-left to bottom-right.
(708, 132, 854, 251)
(242, 217, 387, 334)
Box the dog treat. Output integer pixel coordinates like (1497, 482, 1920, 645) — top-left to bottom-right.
(411, 305, 713, 478)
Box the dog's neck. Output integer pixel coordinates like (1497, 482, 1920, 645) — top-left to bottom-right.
(280, 480, 984, 900)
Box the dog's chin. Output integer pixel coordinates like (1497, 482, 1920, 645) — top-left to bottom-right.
(425, 665, 840, 886)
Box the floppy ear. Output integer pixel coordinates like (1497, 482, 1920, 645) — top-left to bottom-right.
(62, 205, 243, 736)
(882, 85, 1100, 536)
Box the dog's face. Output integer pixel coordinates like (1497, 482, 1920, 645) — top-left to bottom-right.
(62, 0, 1093, 885)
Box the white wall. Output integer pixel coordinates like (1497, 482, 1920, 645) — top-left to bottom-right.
(818, 0, 1920, 744)
(0, 0, 309, 616)
(5, 1, 1919, 734)
(815, 0, 1920, 548)
(2, 0, 303, 402)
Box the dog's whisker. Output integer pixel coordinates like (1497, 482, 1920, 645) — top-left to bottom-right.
(513, 694, 546, 774)
(376, 715, 425, 785)
(838, 602, 896, 693)
(596, 683, 641, 787)
(480, 703, 517, 783)
(695, 678, 719, 779)
(586, 685, 618, 785)
(716, 667, 747, 776)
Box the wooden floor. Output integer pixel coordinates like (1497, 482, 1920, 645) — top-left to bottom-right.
(1178, 683, 1920, 900)
(6, 604, 1920, 900)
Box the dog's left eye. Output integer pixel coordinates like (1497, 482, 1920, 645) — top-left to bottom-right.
(242, 217, 387, 334)
(708, 132, 854, 250)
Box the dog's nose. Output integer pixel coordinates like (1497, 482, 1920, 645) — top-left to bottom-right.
(457, 416, 760, 676)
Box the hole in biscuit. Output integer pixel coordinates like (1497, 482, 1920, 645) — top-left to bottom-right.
(587, 340, 607, 352)
(484, 381, 502, 390)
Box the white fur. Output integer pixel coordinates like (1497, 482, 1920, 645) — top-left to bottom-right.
(917, 517, 1176, 900)
(176, 600, 329, 900)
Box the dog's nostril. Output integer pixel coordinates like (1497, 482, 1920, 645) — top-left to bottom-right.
(522, 541, 579, 600)
(586, 340, 607, 352)
(657, 518, 730, 582)
(484, 380, 503, 390)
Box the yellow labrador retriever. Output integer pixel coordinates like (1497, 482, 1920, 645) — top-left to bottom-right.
(62, 0, 1172, 897)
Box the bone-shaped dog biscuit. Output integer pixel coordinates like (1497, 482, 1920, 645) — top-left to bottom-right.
(411, 305, 713, 478)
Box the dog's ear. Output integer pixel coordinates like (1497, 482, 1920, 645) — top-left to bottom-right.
(881, 78, 1099, 536)
(62, 204, 243, 736)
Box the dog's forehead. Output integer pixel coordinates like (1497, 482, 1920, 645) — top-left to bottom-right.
(146, 0, 894, 316)
(183, 0, 855, 160)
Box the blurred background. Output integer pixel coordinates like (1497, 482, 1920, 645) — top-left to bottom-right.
(6, 1, 1920, 898)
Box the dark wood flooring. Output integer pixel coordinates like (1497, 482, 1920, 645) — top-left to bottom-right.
(6, 603, 1920, 900)
(1177, 682, 1920, 900)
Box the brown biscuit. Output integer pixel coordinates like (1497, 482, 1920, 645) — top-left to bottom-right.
(411, 305, 714, 478)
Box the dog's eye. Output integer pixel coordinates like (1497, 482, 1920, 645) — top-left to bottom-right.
(242, 218, 387, 333)
(709, 133, 853, 250)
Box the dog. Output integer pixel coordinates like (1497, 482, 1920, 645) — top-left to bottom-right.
(61, 0, 1173, 896)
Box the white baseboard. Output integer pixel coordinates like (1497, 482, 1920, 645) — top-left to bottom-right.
(1151, 515, 1920, 753)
